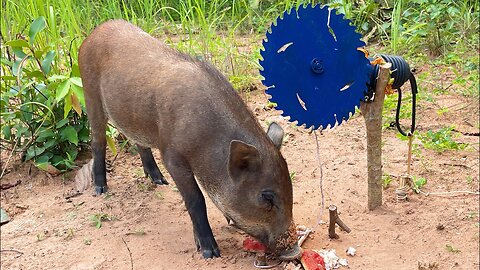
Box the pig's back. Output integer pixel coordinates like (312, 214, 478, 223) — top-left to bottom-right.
(79, 20, 266, 156)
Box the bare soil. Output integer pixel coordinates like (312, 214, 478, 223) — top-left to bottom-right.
(1, 81, 479, 269)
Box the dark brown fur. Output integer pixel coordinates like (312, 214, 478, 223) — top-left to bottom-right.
(79, 20, 299, 259)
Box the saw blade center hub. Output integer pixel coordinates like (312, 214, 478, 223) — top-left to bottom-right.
(310, 58, 324, 74)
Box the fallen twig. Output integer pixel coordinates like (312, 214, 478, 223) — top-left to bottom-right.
(0, 180, 22, 190)
(419, 190, 480, 197)
(442, 163, 473, 170)
(452, 129, 479, 137)
(0, 139, 19, 179)
(1, 249, 24, 258)
(122, 237, 133, 270)
(64, 192, 82, 200)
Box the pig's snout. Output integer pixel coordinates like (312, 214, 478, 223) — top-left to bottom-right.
(270, 221, 302, 260)
(277, 243, 303, 260)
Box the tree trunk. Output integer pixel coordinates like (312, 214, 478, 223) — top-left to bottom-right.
(360, 63, 391, 210)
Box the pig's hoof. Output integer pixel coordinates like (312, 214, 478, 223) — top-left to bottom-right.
(95, 185, 108, 195)
(197, 237, 220, 258)
(151, 176, 169, 185)
(202, 247, 221, 259)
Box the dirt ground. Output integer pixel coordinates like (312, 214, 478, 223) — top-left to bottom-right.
(1, 78, 479, 269)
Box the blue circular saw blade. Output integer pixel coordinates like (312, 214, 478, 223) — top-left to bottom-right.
(260, 4, 372, 130)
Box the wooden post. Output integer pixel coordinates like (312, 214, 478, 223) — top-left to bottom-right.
(360, 63, 391, 210)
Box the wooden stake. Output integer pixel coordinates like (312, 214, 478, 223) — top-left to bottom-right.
(407, 134, 413, 175)
(328, 205, 351, 239)
(360, 63, 391, 210)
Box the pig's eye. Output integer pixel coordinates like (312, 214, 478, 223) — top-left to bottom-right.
(261, 190, 276, 211)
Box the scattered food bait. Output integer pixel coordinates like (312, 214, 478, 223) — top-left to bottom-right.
(300, 250, 325, 270)
(296, 225, 307, 232)
(243, 237, 267, 253)
(346, 246, 356, 256)
(276, 221, 298, 250)
(318, 249, 348, 269)
(0, 208, 10, 225)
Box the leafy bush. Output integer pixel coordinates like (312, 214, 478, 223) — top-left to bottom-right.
(1, 17, 88, 171)
(417, 126, 468, 152)
(393, 0, 479, 56)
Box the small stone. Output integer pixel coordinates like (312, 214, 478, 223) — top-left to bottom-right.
(346, 247, 356, 256)
(436, 224, 445, 231)
(339, 258, 349, 266)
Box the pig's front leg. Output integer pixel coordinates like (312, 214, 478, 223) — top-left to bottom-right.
(163, 151, 220, 258)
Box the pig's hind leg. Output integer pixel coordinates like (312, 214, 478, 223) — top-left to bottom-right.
(84, 90, 108, 195)
(162, 151, 220, 259)
(137, 145, 168, 185)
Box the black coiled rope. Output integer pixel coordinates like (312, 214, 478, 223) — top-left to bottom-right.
(369, 54, 418, 136)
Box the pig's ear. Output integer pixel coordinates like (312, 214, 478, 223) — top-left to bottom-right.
(267, 122, 284, 149)
(228, 140, 261, 180)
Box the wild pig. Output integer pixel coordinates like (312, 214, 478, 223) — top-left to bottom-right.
(78, 20, 301, 260)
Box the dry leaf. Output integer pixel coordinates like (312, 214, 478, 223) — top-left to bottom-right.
(37, 163, 61, 176)
(370, 56, 384, 65)
(357, 47, 369, 58)
(71, 93, 82, 116)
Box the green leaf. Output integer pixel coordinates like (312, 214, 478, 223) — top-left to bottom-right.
(64, 93, 73, 118)
(36, 129, 55, 142)
(15, 125, 29, 137)
(1, 75, 16, 81)
(69, 77, 83, 87)
(6, 39, 30, 48)
(37, 153, 53, 163)
(446, 244, 461, 253)
(41, 50, 56, 75)
(56, 118, 69, 128)
(2, 125, 11, 140)
(12, 60, 22, 76)
(29, 17, 46, 45)
(36, 162, 61, 175)
(106, 135, 117, 155)
(65, 145, 78, 160)
(25, 70, 45, 79)
(60, 126, 78, 145)
(56, 80, 71, 102)
(48, 74, 68, 81)
(35, 154, 51, 164)
(412, 176, 427, 193)
(78, 127, 90, 142)
(1, 57, 13, 66)
(34, 47, 47, 59)
(43, 139, 56, 149)
(12, 47, 27, 59)
(71, 64, 81, 77)
(25, 145, 46, 161)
